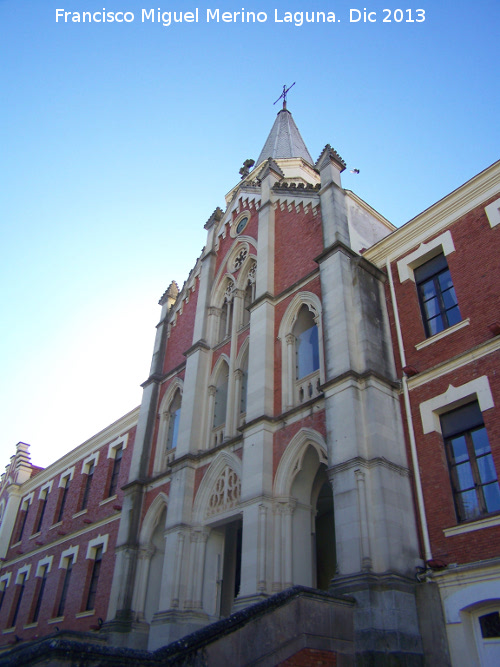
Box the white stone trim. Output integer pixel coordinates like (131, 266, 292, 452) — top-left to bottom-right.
(444, 580, 500, 623)
(15, 564, 31, 583)
(397, 230, 455, 283)
(58, 466, 75, 488)
(364, 161, 500, 266)
(81, 452, 99, 474)
(85, 534, 109, 559)
(38, 480, 53, 499)
(192, 450, 242, 523)
(485, 197, 500, 228)
(35, 555, 54, 577)
(59, 545, 79, 568)
(0, 572, 12, 589)
(138, 492, 168, 544)
(408, 337, 500, 390)
(444, 514, 500, 538)
(21, 492, 34, 510)
(415, 318, 470, 349)
(107, 433, 128, 459)
(419, 376, 495, 434)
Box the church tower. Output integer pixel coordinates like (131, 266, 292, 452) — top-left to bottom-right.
(106, 101, 424, 664)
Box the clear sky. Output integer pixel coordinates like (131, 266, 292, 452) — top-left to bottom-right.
(1, 0, 498, 470)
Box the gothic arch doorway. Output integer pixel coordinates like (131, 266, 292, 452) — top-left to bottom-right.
(214, 517, 243, 617)
(143, 506, 166, 623)
(274, 429, 334, 592)
(312, 469, 336, 591)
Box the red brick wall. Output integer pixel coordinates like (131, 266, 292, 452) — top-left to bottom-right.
(407, 353, 500, 564)
(274, 199, 322, 295)
(163, 277, 199, 373)
(384, 197, 500, 566)
(0, 426, 136, 645)
(214, 200, 259, 278)
(388, 199, 499, 376)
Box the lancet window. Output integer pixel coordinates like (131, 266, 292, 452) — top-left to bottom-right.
(280, 294, 324, 411)
(154, 381, 183, 473)
(219, 282, 234, 343)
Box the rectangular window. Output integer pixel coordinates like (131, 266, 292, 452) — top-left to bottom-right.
(442, 402, 500, 522)
(31, 565, 48, 623)
(108, 447, 123, 497)
(9, 573, 26, 627)
(13, 506, 29, 544)
(34, 498, 47, 534)
(57, 557, 73, 617)
(415, 253, 461, 337)
(80, 462, 95, 511)
(56, 481, 70, 523)
(85, 546, 103, 611)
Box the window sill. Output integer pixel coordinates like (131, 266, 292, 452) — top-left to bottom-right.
(48, 616, 64, 624)
(444, 513, 500, 537)
(2, 627, 15, 635)
(23, 622, 38, 629)
(75, 610, 95, 618)
(29, 531, 41, 540)
(415, 318, 470, 350)
(72, 509, 88, 519)
(99, 495, 117, 507)
(49, 521, 62, 530)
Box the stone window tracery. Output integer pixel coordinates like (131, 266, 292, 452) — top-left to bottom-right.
(207, 466, 241, 517)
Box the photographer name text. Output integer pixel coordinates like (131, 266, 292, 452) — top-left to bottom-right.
(55, 7, 426, 27)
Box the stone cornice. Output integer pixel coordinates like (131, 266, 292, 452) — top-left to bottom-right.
(7, 409, 140, 493)
(328, 455, 410, 478)
(183, 339, 210, 358)
(364, 160, 500, 266)
(407, 335, 500, 390)
(321, 369, 399, 394)
(1, 513, 121, 569)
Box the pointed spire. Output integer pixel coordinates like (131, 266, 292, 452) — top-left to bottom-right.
(255, 108, 314, 168)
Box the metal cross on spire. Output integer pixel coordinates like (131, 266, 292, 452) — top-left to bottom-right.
(274, 82, 296, 110)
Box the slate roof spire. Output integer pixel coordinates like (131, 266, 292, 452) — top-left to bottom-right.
(255, 107, 314, 168)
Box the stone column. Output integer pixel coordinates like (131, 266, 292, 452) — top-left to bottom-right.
(257, 503, 268, 593)
(285, 333, 295, 409)
(193, 530, 209, 609)
(132, 546, 155, 620)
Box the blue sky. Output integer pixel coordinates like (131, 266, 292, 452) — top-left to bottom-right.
(1, 0, 498, 469)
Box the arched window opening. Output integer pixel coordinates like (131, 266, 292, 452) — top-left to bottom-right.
(166, 390, 182, 451)
(239, 351, 249, 421)
(212, 363, 229, 445)
(294, 305, 319, 380)
(241, 282, 252, 328)
(219, 283, 234, 343)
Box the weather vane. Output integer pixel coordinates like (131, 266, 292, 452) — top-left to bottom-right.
(274, 82, 296, 110)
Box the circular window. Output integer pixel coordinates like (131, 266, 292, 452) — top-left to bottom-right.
(236, 216, 249, 235)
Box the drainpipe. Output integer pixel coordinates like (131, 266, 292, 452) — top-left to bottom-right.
(386, 258, 432, 562)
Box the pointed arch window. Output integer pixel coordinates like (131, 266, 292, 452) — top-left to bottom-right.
(213, 364, 229, 429)
(219, 283, 234, 342)
(294, 305, 320, 380)
(154, 383, 183, 474)
(166, 389, 182, 450)
(280, 295, 324, 411)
